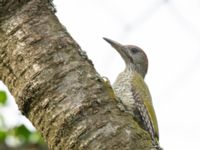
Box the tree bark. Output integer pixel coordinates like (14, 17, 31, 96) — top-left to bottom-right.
(0, 0, 154, 149)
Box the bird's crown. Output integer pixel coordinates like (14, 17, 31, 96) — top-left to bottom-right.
(103, 37, 148, 78)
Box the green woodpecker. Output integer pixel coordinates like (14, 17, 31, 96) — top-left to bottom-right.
(103, 37, 162, 149)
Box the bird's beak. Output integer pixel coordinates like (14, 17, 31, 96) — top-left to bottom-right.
(103, 37, 129, 62)
(103, 37, 123, 49)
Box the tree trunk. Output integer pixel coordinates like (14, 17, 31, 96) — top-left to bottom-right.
(0, 0, 154, 149)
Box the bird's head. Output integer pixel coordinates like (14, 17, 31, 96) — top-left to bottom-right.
(103, 37, 148, 78)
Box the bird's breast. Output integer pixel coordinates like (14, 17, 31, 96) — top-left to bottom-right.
(113, 71, 136, 111)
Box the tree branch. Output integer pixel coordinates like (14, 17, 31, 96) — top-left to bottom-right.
(0, 0, 154, 149)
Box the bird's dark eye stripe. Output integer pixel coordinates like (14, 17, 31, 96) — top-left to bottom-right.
(131, 48, 139, 53)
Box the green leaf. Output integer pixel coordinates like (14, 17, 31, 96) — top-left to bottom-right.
(0, 91, 7, 105)
(29, 132, 44, 144)
(0, 130, 6, 141)
(14, 125, 31, 140)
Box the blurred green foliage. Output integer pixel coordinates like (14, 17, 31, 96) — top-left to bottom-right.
(0, 130, 6, 141)
(11, 124, 45, 145)
(0, 90, 47, 149)
(0, 91, 7, 105)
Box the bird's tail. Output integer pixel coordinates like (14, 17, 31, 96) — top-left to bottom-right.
(152, 140, 163, 150)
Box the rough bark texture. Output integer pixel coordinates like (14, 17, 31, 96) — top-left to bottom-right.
(0, 0, 154, 149)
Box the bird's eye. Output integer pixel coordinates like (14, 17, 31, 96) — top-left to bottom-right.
(131, 48, 139, 54)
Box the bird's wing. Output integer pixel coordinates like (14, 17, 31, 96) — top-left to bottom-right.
(132, 72, 159, 141)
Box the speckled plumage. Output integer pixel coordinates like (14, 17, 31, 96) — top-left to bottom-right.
(113, 69, 159, 146)
(103, 37, 162, 149)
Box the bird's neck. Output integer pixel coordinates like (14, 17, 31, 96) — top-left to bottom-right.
(125, 65, 146, 79)
(123, 66, 145, 79)
(113, 68, 140, 88)
(113, 67, 145, 91)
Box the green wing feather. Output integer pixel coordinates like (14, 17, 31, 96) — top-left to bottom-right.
(132, 72, 159, 140)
